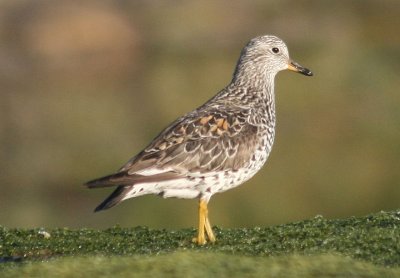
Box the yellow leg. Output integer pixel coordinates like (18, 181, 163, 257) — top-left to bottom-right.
(205, 215, 216, 243)
(193, 199, 216, 245)
(197, 199, 207, 245)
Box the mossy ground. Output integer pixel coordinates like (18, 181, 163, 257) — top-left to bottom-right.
(1, 210, 400, 277)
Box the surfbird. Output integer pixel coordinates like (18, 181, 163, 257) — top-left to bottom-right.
(86, 35, 313, 245)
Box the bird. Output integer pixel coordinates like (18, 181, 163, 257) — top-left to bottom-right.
(85, 35, 313, 245)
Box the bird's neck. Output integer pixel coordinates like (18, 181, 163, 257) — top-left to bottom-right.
(231, 59, 276, 98)
(229, 71, 276, 107)
(220, 71, 277, 125)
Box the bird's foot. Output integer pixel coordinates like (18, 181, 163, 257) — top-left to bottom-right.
(192, 235, 207, 245)
(192, 231, 215, 245)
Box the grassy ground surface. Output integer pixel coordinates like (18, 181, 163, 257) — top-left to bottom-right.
(1, 210, 400, 277)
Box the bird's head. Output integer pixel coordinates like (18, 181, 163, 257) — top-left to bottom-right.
(233, 35, 313, 83)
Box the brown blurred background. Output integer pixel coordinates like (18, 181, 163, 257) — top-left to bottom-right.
(0, 0, 399, 229)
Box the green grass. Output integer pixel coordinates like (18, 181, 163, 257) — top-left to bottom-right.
(1, 210, 400, 277)
(2, 253, 400, 278)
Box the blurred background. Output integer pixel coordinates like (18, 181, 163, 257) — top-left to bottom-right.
(0, 0, 399, 229)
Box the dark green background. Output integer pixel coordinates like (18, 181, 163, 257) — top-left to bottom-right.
(1, 0, 399, 229)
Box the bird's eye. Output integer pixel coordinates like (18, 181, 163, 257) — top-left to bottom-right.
(272, 47, 280, 54)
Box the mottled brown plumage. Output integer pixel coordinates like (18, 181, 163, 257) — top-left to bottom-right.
(86, 35, 313, 244)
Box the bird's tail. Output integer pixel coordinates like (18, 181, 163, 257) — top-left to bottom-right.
(94, 185, 132, 212)
(85, 172, 131, 188)
(85, 170, 182, 212)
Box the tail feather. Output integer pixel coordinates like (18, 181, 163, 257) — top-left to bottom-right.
(85, 171, 182, 189)
(94, 185, 132, 212)
(87, 170, 183, 212)
(85, 172, 132, 188)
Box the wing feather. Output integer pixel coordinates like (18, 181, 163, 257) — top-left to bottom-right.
(87, 106, 260, 189)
